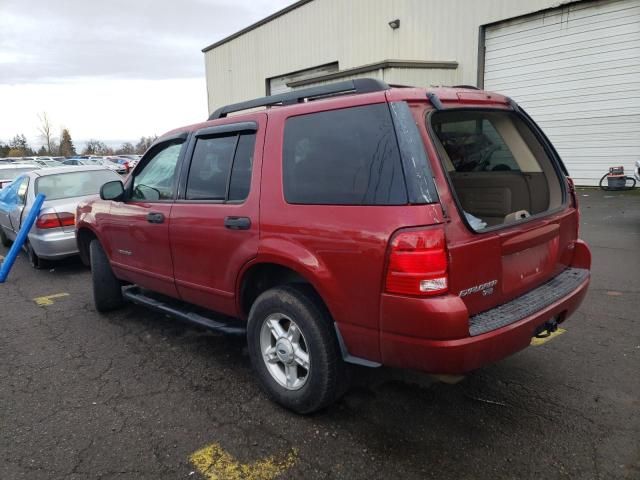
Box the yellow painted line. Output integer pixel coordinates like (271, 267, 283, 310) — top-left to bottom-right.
(530, 328, 566, 347)
(33, 293, 70, 307)
(189, 443, 297, 480)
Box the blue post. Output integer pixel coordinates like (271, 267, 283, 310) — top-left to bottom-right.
(0, 193, 46, 283)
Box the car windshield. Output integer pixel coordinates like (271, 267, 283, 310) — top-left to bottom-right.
(1, 168, 38, 180)
(35, 170, 120, 200)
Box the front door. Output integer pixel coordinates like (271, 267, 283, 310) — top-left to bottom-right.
(106, 137, 186, 297)
(169, 115, 265, 316)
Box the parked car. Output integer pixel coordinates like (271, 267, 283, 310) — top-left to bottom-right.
(635, 160, 640, 183)
(0, 166, 120, 268)
(103, 156, 131, 174)
(117, 154, 142, 170)
(0, 163, 40, 189)
(27, 157, 64, 168)
(81, 157, 127, 175)
(76, 79, 591, 413)
(62, 158, 89, 166)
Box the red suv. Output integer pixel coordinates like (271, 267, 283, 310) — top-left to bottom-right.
(76, 79, 591, 413)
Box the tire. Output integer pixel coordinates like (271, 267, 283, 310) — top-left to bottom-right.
(27, 242, 47, 270)
(247, 284, 346, 414)
(0, 228, 10, 247)
(89, 239, 123, 312)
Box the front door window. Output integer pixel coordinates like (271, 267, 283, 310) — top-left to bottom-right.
(132, 142, 183, 201)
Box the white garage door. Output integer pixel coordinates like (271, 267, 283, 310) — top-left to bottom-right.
(484, 0, 640, 185)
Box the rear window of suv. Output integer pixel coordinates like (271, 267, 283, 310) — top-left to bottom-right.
(283, 104, 407, 205)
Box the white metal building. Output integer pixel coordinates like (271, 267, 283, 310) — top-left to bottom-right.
(203, 0, 640, 185)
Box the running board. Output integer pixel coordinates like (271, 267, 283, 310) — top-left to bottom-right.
(122, 286, 246, 336)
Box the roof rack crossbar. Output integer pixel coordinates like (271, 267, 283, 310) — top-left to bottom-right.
(208, 78, 389, 120)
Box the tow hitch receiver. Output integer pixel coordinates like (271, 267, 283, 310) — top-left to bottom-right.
(531, 317, 565, 346)
(534, 317, 559, 339)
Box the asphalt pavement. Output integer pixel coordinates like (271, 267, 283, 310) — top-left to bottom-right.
(1, 188, 638, 480)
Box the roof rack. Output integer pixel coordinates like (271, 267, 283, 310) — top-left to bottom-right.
(451, 84, 480, 90)
(208, 78, 389, 120)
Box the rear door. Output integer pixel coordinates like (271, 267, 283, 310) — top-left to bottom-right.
(8, 176, 30, 238)
(105, 135, 187, 297)
(0, 175, 29, 240)
(169, 115, 265, 316)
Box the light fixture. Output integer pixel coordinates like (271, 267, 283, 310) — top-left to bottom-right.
(388, 19, 400, 30)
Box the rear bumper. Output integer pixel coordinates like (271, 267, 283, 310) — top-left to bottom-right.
(28, 230, 78, 260)
(380, 271, 589, 373)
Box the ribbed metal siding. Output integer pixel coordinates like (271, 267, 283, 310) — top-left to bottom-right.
(204, 0, 567, 112)
(484, 0, 640, 185)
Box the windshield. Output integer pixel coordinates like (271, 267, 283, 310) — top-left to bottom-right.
(1, 168, 38, 180)
(35, 170, 120, 200)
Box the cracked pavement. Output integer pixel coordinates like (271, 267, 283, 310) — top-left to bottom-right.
(1, 188, 639, 479)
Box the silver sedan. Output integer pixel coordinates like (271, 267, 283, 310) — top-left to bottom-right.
(0, 166, 120, 268)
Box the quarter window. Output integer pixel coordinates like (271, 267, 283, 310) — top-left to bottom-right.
(283, 104, 407, 205)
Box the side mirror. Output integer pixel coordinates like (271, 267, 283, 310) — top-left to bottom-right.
(100, 180, 125, 201)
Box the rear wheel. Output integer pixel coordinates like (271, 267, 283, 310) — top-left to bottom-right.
(0, 228, 10, 247)
(27, 242, 47, 270)
(247, 284, 346, 414)
(90, 239, 123, 312)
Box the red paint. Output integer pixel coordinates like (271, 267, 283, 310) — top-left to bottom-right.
(77, 85, 591, 372)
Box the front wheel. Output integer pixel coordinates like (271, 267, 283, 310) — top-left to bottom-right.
(247, 284, 346, 414)
(90, 239, 123, 312)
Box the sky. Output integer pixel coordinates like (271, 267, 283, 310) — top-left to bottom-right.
(0, 0, 295, 151)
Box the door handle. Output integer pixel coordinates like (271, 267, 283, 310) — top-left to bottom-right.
(146, 212, 165, 224)
(224, 216, 251, 230)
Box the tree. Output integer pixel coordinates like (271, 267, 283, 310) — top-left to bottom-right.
(82, 139, 110, 155)
(0, 142, 9, 157)
(58, 128, 76, 157)
(135, 135, 157, 154)
(38, 112, 56, 155)
(115, 142, 135, 155)
(37, 146, 47, 155)
(8, 134, 33, 156)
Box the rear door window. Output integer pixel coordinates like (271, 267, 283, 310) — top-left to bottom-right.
(430, 110, 564, 230)
(436, 117, 521, 172)
(185, 132, 256, 202)
(283, 104, 407, 205)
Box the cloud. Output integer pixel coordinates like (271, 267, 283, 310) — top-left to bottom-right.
(0, 0, 296, 84)
(0, 0, 296, 146)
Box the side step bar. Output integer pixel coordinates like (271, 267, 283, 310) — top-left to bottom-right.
(122, 286, 246, 336)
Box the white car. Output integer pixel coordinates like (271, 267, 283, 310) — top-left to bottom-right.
(0, 163, 41, 189)
(0, 166, 120, 268)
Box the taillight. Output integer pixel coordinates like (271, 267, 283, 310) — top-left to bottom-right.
(385, 227, 448, 296)
(36, 212, 75, 229)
